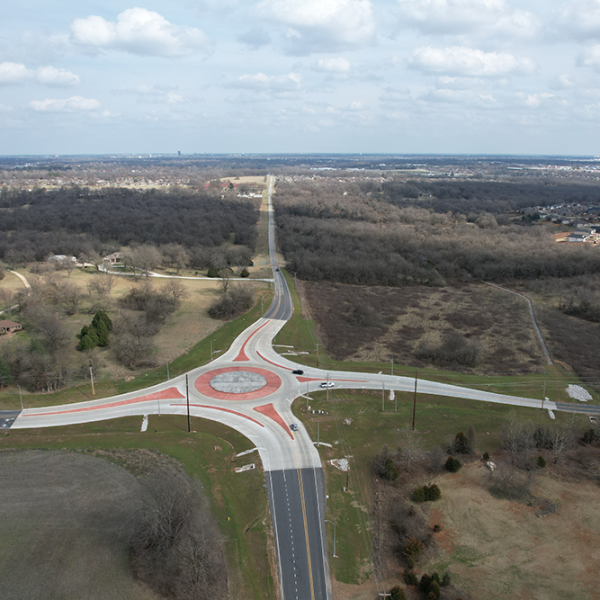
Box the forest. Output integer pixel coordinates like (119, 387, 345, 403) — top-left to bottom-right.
(0, 186, 260, 264)
(275, 178, 600, 286)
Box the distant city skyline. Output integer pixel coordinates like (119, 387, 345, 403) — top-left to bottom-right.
(2, 0, 600, 156)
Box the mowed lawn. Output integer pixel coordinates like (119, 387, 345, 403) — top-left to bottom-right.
(0, 415, 276, 600)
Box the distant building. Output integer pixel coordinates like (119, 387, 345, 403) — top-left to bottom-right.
(47, 254, 76, 263)
(0, 320, 23, 335)
(568, 232, 590, 242)
(103, 252, 123, 264)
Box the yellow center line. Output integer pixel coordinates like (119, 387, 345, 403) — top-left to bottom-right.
(294, 445, 316, 600)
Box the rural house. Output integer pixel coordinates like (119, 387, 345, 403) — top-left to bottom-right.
(0, 320, 23, 335)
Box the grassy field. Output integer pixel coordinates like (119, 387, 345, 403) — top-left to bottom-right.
(0, 287, 272, 410)
(0, 416, 276, 600)
(292, 387, 593, 598)
(274, 273, 597, 405)
(423, 463, 600, 600)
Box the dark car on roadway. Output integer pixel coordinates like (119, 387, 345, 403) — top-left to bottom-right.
(290, 423, 299, 432)
(292, 369, 304, 375)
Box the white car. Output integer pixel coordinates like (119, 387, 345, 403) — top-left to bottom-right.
(320, 382, 335, 388)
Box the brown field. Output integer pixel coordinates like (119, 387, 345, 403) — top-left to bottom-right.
(0, 450, 160, 600)
(302, 281, 545, 376)
(0, 266, 269, 380)
(0, 269, 29, 294)
(423, 462, 600, 600)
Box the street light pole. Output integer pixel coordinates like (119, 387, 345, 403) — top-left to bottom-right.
(166, 360, 170, 380)
(17, 384, 23, 411)
(325, 519, 337, 558)
(412, 370, 418, 431)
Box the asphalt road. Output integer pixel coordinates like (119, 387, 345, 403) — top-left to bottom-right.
(267, 468, 330, 600)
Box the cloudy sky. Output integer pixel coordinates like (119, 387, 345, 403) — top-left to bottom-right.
(2, 0, 600, 155)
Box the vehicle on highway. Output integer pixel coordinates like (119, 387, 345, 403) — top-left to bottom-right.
(320, 381, 334, 388)
(292, 369, 304, 375)
(290, 423, 299, 431)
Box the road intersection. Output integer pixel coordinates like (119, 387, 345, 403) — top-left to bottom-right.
(7, 174, 598, 599)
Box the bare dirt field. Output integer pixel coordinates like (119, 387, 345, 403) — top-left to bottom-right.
(423, 463, 600, 600)
(302, 281, 545, 376)
(0, 449, 161, 600)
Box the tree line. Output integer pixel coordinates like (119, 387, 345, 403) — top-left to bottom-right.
(274, 179, 600, 286)
(0, 186, 260, 263)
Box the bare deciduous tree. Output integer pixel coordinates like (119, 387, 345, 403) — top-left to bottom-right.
(130, 467, 227, 600)
(0, 288, 16, 319)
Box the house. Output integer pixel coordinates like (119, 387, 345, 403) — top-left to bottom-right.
(0, 320, 23, 335)
(47, 254, 76, 263)
(568, 232, 590, 242)
(103, 252, 123, 264)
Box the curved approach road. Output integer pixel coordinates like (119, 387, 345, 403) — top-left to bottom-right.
(9, 175, 594, 599)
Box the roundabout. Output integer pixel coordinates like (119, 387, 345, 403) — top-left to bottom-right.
(194, 366, 282, 401)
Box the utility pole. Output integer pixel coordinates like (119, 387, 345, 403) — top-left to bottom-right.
(391, 354, 394, 376)
(261, 297, 264, 316)
(317, 420, 320, 446)
(325, 519, 338, 558)
(542, 380, 546, 409)
(17, 384, 23, 411)
(382, 382, 385, 412)
(326, 373, 330, 402)
(412, 370, 417, 431)
(316, 343, 320, 368)
(90, 367, 95, 398)
(186, 374, 191, 433)
(210, 340, 213, 361)
(166, 360, 170, 380)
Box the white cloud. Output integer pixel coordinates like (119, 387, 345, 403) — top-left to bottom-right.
(29, 96, 101, 112)
(549, 73, 576, 90)
(229, 72, 301, 91)
(347, 101, 365, 110)
(311, 57, 352, 73)
(396, 0, 539, 38)
(36, 66, 79, 86)
(116, 84, 185, 104)
(578, 45, 600, 69)
(256, 0, 375, 54)
(556, 0, 600, 40)
(237, 27, 271, 49)
(70, 8, 213, 57)
(0, 62, 79, 87)
(518, 93, 557, 109)
(0, 62, 30, 84)
(410, 46, 537, 77)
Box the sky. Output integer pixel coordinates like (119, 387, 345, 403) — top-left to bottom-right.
(2, 0, 600, 155)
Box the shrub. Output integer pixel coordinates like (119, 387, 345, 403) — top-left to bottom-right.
(390, 586, 406, 600)
(402, 537, 424, 568)
(382, 457, 399, 482)
(445, 456, 463, 473)
(240, 268, 250, 277)
(452, 432, 471, 454)
(420, 574, 432, 593)
(207, 266, 218, 277)
(403, 569, 418, 585)
(412, 484, 441, 502)
(432, 524, 442, 532)
(441, 572, 451, 587)
(537, 455, 546, 468)
(583, 428, 600, 444)
(483, 451, 490, 461)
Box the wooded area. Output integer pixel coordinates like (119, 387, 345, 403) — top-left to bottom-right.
(0, 186, 260, 263)
(275, 178, 600, 286)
